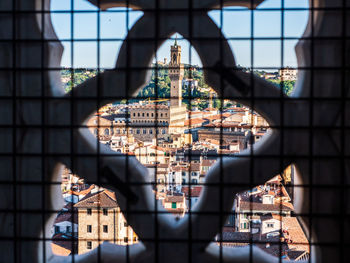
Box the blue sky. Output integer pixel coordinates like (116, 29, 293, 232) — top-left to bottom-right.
(51, 0, 309, 70)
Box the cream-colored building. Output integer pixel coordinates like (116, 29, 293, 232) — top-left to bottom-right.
(134, 144, 170, 165)
(117, 104, 170, 142)
(74, 190, 137, 255)
(279, 67, 297, 81)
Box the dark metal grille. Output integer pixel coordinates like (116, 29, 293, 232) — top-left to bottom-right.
(0, 0, 349, 262)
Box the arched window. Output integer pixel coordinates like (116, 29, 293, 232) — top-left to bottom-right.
(104, 129, 109, 136)
(173, 53, 177, 63)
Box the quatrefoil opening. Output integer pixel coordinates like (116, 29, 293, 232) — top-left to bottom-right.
(45, 0, 327, 262)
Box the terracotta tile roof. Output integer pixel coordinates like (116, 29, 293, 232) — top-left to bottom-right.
(164, 195, 185, 203)
(260, 214, 284, 222)
(240, 201, 292, 212)
(66, 184, 95, 197)
(204, 122, 241, 128)
(282, 217, 309, 253)
(220, 231, 257, 246)
(51, 233, 75, 256)
(204, 112, 231, 121)
(51, 241, 72, 256)
(184, 118, 207, 126)
(201, 159, 216, 167)
(74, 191, 118, 208)
(181, 186, 203, 198)
(225, 107, 246, 112)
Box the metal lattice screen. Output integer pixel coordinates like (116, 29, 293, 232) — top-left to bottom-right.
(0, 0, 349, 262)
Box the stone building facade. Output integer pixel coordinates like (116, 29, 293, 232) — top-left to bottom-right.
(74, 190, 137, 255)
(168, 40, 187, 133)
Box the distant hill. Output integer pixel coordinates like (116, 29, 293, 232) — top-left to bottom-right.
(61, 66, 294, 105)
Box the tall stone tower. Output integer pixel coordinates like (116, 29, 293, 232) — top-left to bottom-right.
(169, 37, 184, 107)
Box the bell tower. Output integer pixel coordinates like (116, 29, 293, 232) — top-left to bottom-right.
(169, 36, 184, 107)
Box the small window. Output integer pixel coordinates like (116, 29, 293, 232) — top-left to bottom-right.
(87, 208, 92, 215)
(133, 113, 135, 117)
(149, 129, 153, 134)
(66, 226, 71, 233)
(124, 222, 128, 227)
(124, 237, 129, 243)
(142, 113, 144, 117)
(87, 241, 92, 250)
(138, 113, 140, 117)
(87, 225, 92, 233)
(147, 113, 149, 117)
(54, 226, 60, 234)
(267, 223, 274, 228)
(103, 225, 108, 233)
(103, 208, 108, 216)
(172, 202, 177, 209)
